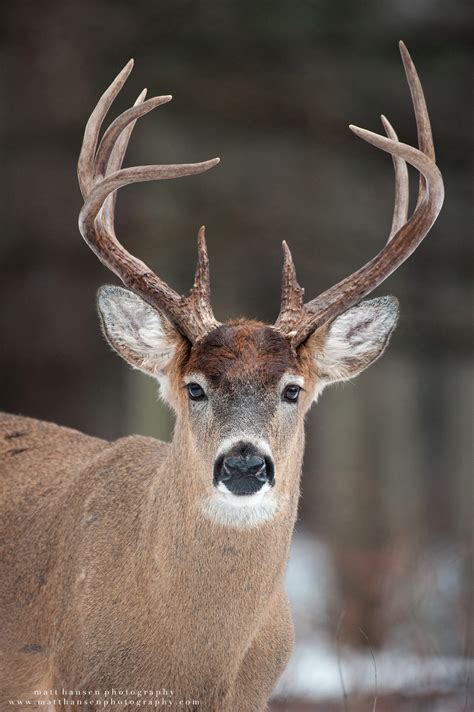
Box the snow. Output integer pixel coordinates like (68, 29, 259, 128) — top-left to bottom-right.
(274, 640, 471, 700)
(272, 530, 473, 702)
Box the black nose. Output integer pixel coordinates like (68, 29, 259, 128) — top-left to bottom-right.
(214, 442, 275, 496)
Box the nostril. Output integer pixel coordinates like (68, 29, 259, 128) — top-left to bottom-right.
(221, 461, 233, 481)
(247, 456, 266, 478)
(223, 456, 244, 473)
(245, 455, 266, 476)
(222, 455, 267, 479)
(254, 461, 268, 482)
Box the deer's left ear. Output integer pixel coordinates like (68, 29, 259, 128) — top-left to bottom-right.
(306, 296, 399, 390)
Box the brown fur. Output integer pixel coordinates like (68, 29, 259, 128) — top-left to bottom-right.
(0, 405, 298, 711)
(1, 300, 397, 710)
(185, 320, 299, 386)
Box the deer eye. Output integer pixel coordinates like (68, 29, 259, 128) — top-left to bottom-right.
(187, 382, 207, 401)
(282, 384, 301, 403)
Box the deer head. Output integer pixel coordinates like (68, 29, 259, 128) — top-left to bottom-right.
(78, 42, 443, 527)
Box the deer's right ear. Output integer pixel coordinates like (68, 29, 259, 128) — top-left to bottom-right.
(97, 286, 183, 379)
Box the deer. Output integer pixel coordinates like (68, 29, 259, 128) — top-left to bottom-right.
(0, 42, 443, 711)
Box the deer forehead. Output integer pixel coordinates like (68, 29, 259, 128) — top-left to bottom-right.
(183, 321, 301, 388)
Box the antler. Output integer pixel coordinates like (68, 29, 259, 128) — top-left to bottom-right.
(274, 42, 444, 347)
(78, 60, 221, 343)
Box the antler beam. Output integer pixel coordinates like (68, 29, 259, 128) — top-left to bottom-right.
(78, 60, 221, 344)
(274, 42, 444, 347)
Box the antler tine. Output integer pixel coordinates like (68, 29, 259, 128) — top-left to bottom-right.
(100, 88, 148, 235)
(274, 241, 304, 334)
(182, 226, 216, 326)
(78, 59, 134, 197)
(399, 40, 434, 208)
(399, 42, 435, 161)
(78, 62, 221, 343)
(380, 114, 409, 241)
(275, 43, 444, 348)
(94, 93, 172, 181)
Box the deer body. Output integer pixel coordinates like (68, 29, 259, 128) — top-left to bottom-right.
(0, 44, 443, 710)
(1, 411, 295, 710)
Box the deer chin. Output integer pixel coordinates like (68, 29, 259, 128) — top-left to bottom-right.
(201, 483, 282, 528)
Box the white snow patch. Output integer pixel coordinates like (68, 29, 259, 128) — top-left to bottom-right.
(273, 530, 472, 702)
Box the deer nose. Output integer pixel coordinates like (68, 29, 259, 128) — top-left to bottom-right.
(214, 443, 275, 496)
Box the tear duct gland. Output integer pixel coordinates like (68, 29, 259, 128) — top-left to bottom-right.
(0, 43, 444, 712)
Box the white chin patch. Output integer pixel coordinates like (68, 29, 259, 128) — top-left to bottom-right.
(201, 483, 280, 528)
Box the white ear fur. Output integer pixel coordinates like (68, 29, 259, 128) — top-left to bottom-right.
(313, 296, 399, 392)
(97, 286, 181, 388)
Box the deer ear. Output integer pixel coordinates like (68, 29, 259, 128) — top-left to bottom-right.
(97, 286, 183, 379)
(308, 296, 399, 390)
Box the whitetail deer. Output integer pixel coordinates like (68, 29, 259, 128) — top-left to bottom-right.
(0, 43, 443, 710)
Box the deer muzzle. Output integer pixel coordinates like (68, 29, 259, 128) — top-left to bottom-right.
(214, 441, 275, 496)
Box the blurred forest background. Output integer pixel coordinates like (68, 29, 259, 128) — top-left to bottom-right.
(0, 1, 472, 709)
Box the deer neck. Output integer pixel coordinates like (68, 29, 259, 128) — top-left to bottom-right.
(142, 426, 301, 653)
